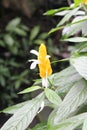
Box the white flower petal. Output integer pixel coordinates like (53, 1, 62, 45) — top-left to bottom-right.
(28, 59, 37, 62)
(30, 60, 38, 69)
(42, 78, 48, 88)
(30, 50, 38, 56)
(46, 55, 51, 59)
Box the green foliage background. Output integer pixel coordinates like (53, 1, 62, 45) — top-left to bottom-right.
(0, 17, 54, 108)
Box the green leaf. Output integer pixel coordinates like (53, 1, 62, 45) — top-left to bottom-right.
(30, 26, 40, 40)
(70, 56, 87, 80)
(9, 45, 18, 54)
(49, 27, 63, 34)
(47, 113, 87, 130)
(62, 16, 87, 37)
(0, 40, 5, 47)
(74, 0, 83, 6)
(62, 16, 84, 37)
(48, 79, 87, 126)
(44, 7, 70, 15)
(45, 88, 62, 105)
(34, 39, 45, 44)
(6, 18, 21, 31)
(1, 92, 45, 130)
(82, 21, 87, 36)
(38, 33, 48, 39)
(19, 86, 42, 94)
(20, 25, 29, 31)
(13, 28, 27, 36)
(0, 76, 6, 86)
(6, 17, 21, 31)
(62, 37, 87, 42)
(20, 70, 29, 76)
(4, 34, 14, 46)
(1, 101, 29, 114)
(44, 9, 58, 15)
(15, 80, 21, 89)
(83, 118, 87, 130)
(75, 48, 87, 54)
(57, 7, 80, 27)
(52, 66, 82, 93)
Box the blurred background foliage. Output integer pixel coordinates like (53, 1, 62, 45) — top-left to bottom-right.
(0, 0, 70, 127)
(0, 17, 53, 108)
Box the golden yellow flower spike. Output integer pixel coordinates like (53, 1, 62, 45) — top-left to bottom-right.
(38, 44, 52, 78)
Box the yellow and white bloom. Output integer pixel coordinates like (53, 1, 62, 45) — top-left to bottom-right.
(29, 43, 52, 88)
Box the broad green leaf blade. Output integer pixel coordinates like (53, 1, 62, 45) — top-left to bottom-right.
(62, 37, 87, 42)
(38, 33, 48, 39)
(62, 16, 85, 37)
(1, 101, 29, 114)
(19, 86, 42, 94)
(4, 34, 14, 46)
(70, 56, 87, 80)
(48, 79, 87, 126)
(57, 7, 80, 27)
(52, 66, 82, 93)
(47, 113, 87, 130)
(6, 17, 21, 31)
(13, 28, 27, 36)
(29, 26, 40, 40)
(83, 118, 87, 130)
(45, 88, 62, 105)
(1, 93, 45, 130)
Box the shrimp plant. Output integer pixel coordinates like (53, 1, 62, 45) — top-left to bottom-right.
(1, 0, 87, 130)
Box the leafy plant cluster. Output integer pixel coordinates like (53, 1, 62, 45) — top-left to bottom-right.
(0, 17, 52, 107)
(1, 0, 87, 130)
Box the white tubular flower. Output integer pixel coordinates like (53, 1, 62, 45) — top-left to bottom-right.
(28, 50, 39, 69)
(30, 50, 38, 56)
(29, 59, 39, 69)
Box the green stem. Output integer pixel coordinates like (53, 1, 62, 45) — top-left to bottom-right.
(51, 58, 70, 64)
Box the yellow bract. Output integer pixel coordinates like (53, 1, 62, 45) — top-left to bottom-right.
(83, 0, 87, 3)
(38, 44, 52, 78)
